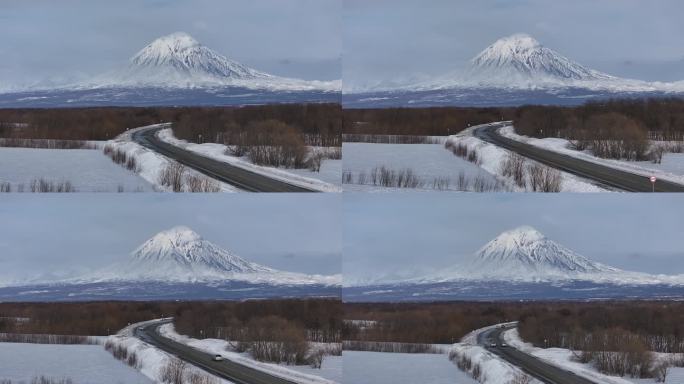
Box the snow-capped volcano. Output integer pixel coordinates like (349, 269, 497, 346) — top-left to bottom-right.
(456, 226, 619, 279)
(64, 32, 339, 92)
(126, 32, 267, 83)
(79, 226, 338, 285)
(466, 34, 613, 85)
(355, 33, 683, 95)
(411, 226, 684, 285)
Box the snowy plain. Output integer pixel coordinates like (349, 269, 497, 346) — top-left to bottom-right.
(503, 328, 684, 384)
(159, 323, 341, 384)
(157, 128, 341, 192)
(343, 350, 476, 384)
(0, 147, 154, 192)
(0, 342, 153, 383)
(499, 125, 684, 187)
(342, 142, 504, 192)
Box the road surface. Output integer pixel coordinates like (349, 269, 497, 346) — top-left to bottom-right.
(474, 123, 684, 192)
(131, 125, 316, 192)
(135, 319, 297, 384)
(478, 325, 597, 384)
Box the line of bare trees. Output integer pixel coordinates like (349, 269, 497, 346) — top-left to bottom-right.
(500, 152, 562, 192)
(344, 107, 513, 136)
(0, 138, 97, 149)
(159, 357, 219, 384)
(0, 377, 74, 384)
(157, 163, 221, 192)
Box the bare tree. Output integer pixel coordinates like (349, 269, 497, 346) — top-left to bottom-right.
(159, 358, 187, 384)
(501, 152, 527, 188)
(158, 163, 186, 192)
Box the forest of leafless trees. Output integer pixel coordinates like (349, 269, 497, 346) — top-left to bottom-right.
(517, 301, 684, 380)
(0, 300, 341, 340)
(0, 104, 341, 147)
(514, 99, 684, 161)
(345, 301, 684, 350)
(173, 300, 341, 366)
(344, 100, 684, 164)
(343, 107, 512, 136)
(0, 300, 341, 368)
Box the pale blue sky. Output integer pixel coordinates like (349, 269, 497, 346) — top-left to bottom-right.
(0, 0, 341, 88)
(343, 0, 684, 89)
(0, 194, 341, 283)
(344, 193, 684, 283)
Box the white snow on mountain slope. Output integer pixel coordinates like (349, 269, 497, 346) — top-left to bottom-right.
(466, 34, 613, 84)
(26, 32, 340, 92)
(427, 226, 619, 282)
(129, 32, 265, 81)
(409, 226, 684, 285)
(80, 226, 339, 285)
(355, 34, 684, 93)
(461, 226, 619, 277)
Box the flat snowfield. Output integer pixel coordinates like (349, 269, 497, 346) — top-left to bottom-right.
(286, 355, 342, 383)
(0, 147, 154, 192)
(342, 142, 501, 192)
(0, 342, 153, 383)
(342, 351, 476, 384)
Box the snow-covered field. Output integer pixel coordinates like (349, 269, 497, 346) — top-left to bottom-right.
(0, 342, 152, 383)
(503, 328, 684, 384)
(0, 147, 154, 192)
(343, 350, 476, 384)
(159, 323, 341, 384)
(500, 125, 684, 187)
(447, 125, 607, 192)
(158, 128, 341, 192)
(342, 142, 505, 192)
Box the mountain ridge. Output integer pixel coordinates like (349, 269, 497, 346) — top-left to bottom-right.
(5, 32, 339, 93)
(347, 226, 684, 287)
(40, 226, 341, 286)
(348, 33, 683, 95)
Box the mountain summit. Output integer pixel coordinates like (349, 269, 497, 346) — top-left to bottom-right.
(421, 226, 624, 283)
(465, 34, 614, 87)
(460, 226, 618, 279)
(127, 226, 274, 276)
(126, 32, 267, 84)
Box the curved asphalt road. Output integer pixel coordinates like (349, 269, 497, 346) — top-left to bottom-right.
(478, 325, 597, 384)
(135, 320, 297, 384)
(474, 123, 684, 192)
(131, 125, 315, 192)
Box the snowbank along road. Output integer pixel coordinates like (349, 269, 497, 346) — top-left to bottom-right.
(132, 125, 316, 192)
(135, 319, 297, 384)
(474, 123, 684, 192)
(478, 324, 596, 384)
